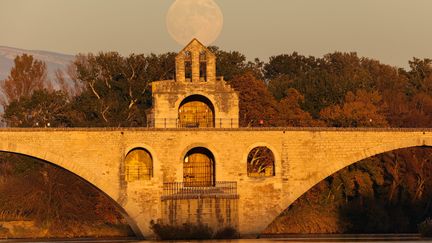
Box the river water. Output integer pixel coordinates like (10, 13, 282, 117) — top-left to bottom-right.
(1, 234, 431, 243)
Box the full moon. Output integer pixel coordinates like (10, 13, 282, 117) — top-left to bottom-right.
(166, 0, 224, 46)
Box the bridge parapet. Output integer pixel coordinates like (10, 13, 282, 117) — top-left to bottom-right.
(1, 127, 432, 132)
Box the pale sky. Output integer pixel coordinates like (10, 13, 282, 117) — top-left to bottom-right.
(1, 0, 431, 68)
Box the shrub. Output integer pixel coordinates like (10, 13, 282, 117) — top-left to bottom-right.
(214, 226, 240, 239)
(150, 221, 240, 240)
(0, 224, 9, 235)
(418, 218, 432, 237)
(150, 220, 213, 240)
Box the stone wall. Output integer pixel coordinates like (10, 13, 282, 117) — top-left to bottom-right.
(161, 197, 238, 229)
(175, 39, 216, 83)
(151, 80, 239, 128)
(150, 38, 240, 129)
(0, 128, 431, 237)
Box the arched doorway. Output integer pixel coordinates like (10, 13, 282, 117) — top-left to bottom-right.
(183, 147, 215, 187)
(178, 95, 215, 128)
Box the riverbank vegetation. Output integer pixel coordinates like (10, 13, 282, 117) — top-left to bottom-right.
(150, 221, 239, 240)
(418, 218, 432, 237)
(0, 153, 134, 238)
(1, 48, 432, 237)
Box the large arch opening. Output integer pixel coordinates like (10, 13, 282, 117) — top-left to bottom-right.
(0, 151, 138, 239)
(183, 147, 215, 187)
(264, 145, 432, 235)
(178, 95, 215, 128)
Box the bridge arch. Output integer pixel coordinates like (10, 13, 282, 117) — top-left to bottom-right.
(266, 135, 432, 235)
(294, 136, 432, 205)
(0, 145, 143, 238)
(0, 142, 103, 190)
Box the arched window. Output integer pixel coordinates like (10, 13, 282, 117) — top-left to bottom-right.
(125, 148, 153, 182)
(178, 95, 215, 128)
(183, 147, 215, 187)
(247, 146, 275, 177)
(184, 51, 192, 80)
(199, 51, 207, 81)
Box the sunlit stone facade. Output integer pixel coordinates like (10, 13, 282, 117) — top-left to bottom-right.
(149, 39, 239, 128)
(2, 39, 432, 239)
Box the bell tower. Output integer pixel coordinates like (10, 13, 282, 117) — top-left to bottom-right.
(149, 39, 239, 128)
(175, 39, 216, 83)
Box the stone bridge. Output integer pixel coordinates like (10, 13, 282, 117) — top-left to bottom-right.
(1, 127, 431, 238)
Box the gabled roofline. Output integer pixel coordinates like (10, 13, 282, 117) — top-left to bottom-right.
(177, 38, 216, 57)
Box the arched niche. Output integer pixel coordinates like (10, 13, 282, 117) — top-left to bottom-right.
(124, 148, 153, 182)
(247, 146, 275, 177)
(178, 95, 215, 128)
(183, 147, 215, 187)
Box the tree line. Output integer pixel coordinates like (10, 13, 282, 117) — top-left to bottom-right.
(3, 49, 432, 129)
(1, 47, 432, 235)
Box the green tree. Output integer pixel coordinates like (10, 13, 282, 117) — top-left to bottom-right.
(264, 52, 396, 117)
(406, 58, 432, 95)
(2, 89, 72, 127)
(208, 46, 263, 80)
(72, 52, 152, 126)
(264, 52, 318, 81)
(140, 52, 177, 81)
(268, 74, 293, 101)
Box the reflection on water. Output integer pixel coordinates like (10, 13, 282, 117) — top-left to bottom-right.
(1, 235, 430, 243)
(141, 238, 430, 243)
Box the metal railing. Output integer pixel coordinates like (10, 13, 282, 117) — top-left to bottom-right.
(146, 118, 318, 128)
(147, 118, 238, 128)
(125, 166, 153, 181)
(161, 181, 239, 200)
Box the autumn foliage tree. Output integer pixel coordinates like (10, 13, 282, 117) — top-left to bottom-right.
(265, 54, 432, 234)
(1, 54, 50, 105)
(0, 55, 131, 237)
(320, 89, 389, 127)
(276, 88, 319, 127)
(229, 72, 279, 126)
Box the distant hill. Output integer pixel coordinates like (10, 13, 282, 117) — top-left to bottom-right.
(0, 46, 75, 81)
